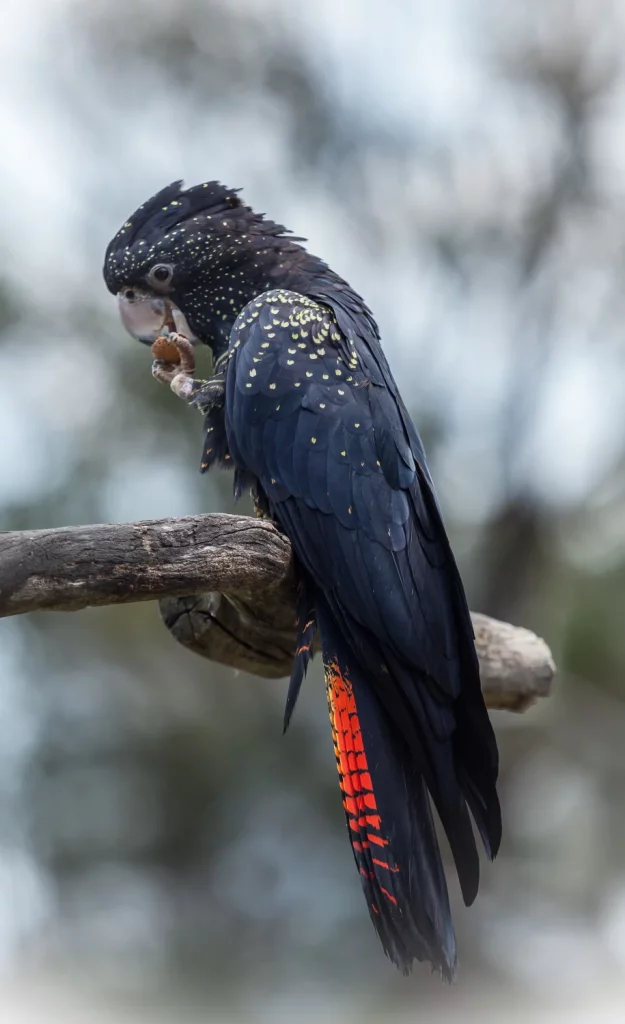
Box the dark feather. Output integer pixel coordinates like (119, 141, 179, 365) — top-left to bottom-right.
(106, 182, 500, 974)
(283, 580, 316, 732)
(222, 287, 501, 972)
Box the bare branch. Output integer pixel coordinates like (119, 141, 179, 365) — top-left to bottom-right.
(0, 515, 291, 616)
(0, 513, 555, 711)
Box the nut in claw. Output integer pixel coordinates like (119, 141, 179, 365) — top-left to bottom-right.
(151, 335, 182, 364)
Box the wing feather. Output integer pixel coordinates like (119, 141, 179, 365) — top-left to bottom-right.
(222, 287, 500, 945)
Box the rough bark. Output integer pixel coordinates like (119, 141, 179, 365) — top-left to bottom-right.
(0, 515, 291, 615)
(0, 513, 555, 712)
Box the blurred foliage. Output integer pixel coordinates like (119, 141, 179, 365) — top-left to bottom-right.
(1, 0, 625, 1016)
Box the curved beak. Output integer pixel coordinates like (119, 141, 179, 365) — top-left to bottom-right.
(117, 289, 198, 345)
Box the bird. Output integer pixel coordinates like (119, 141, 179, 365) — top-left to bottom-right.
(103, 180, 501, 978)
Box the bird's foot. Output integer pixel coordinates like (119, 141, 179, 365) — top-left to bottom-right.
(190, 372, 226, 416)
(151, 332, 198, 401)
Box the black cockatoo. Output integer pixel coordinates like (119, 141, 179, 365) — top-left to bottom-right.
(104, 180, 500, 978)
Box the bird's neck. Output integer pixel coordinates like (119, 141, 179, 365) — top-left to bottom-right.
(179, 254, 327, 359)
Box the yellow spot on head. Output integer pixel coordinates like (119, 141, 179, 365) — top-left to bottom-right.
(269, 383, 277, 390)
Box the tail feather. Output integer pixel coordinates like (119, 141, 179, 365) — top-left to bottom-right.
(281, 586, 499, 976)
(324, 598, 492, 909)
(381, 646, 481, 907)
(309, 593, 497, 974)
(318, 600, 460, 977)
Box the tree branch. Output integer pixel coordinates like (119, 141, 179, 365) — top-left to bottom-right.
(0, 513, 555, 712)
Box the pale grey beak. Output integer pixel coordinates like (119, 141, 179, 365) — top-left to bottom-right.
(116, 287, 198, 345)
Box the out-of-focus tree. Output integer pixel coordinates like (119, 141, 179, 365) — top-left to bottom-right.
(2, 0, 625, 1012)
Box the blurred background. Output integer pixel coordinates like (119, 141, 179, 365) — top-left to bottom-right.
(1, 0, 625, 1020)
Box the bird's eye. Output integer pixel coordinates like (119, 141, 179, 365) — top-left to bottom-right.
(149, 264, 173, 287)
(123, 287, 137, 302)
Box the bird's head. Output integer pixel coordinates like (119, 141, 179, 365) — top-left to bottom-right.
(104, 179, 311, 356)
